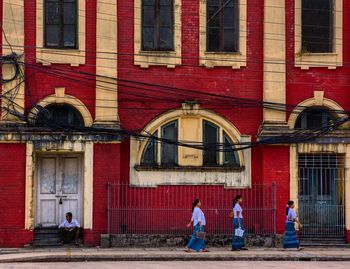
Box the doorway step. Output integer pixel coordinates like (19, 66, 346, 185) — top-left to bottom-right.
(300, 237, 348, 247)
(32, 227, 62, 247)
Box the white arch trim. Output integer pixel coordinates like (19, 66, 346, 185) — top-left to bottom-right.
(288, 97, 345, 129)
(142, 108, 242, 139)
(30, 93, 94, 127)
(137, 108, 244, 167)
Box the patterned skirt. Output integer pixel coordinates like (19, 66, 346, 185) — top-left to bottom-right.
(283, 222, 300, 248)
(232, 218, 246, 250)
(187, 224, 206, 251)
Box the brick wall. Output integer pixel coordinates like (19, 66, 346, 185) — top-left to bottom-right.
(0, 144, 33, 247)
(23, 0, 97, 117)
(262, 145, 290, 234)
(84, 143, 121, 245)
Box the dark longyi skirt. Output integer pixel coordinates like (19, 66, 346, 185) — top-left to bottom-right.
(283, 222, 300, 248)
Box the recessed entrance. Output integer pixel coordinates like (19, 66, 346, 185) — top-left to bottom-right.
(298, 154, 345, 239)
(36, 154, 83, 228)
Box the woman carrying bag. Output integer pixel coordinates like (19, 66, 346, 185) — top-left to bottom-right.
(231, 195, 248, 251)
(185, 199, 209, 252)
(283, 200, 302, 250)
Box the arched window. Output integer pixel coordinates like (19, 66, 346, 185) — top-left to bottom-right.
(36, 104, 84, 127)
(140, 118, 240, 167)
(295, 107, 337, 130)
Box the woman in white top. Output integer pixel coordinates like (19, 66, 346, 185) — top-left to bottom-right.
(231, 195, 248, 251)
(185, 199, 208, 252)
(283, 200, 302, 250)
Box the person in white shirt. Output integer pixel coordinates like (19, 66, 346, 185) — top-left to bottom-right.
(231, 195, 248, 251)
(283, 200, 302, 250)
(58, 212, 81, 245)
(185, 199, 209, 252)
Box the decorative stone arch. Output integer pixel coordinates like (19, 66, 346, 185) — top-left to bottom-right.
(130, 104, 252, 188)
(288, 92, 345, 129)
(30, 88, 93, 127)
(137, 107, 244, 167)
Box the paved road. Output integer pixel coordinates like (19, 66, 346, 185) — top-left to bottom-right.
(1, 262, 350, 269)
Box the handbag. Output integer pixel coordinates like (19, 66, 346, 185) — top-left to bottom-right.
(229, 211, 234, 219)
(235, 227, 244, 237)
(196, 231, 206, 240)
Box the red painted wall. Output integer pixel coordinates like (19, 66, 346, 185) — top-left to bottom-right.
(23, 0, 97, 118)
(0, 144, 33, 247)
(286, 0, 350, 118)
(262, 146, 290, 234)
(117, 0, 264, 135)
(84, 143, 121, 245)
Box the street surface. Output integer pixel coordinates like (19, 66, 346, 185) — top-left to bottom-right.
(1, 262, 350, 269)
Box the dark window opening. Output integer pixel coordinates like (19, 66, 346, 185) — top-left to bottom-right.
(161, 120, 178, 165)
(295, 107, 337, 130)
(45, 0, 78, 49)
(302, 0, 333, 53)
(223, 132, 240, 166)
(141, 131, 158, 165)
(207, 0, 239, 52)
(142, 0, 174, 51)
(203, 120, 219, 166)
(37, 104, 84, 127)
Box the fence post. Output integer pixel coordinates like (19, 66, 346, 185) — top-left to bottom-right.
(272, 181, 277, 246)
(107, 182, 111, 234)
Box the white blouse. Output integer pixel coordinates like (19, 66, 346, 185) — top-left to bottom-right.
(192, 207, 206, 226)
(233, 203, 243, 219)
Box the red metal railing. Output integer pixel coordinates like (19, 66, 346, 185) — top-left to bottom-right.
(108, 183, 276, 236)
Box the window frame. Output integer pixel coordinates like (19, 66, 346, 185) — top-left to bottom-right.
(301, 0, 334, 54)
(44, 0, 78, 49)
(294, 107, 337, 130)
(141, 0, 174, 51)
(139, 118, 240, 168)
(294, 0, 343, 69)
(206, 0, 239, 53)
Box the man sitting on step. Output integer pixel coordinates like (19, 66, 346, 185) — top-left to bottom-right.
(58, 212, 81, 245)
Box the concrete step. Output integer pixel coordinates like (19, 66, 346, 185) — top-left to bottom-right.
(300, 238, 347, 247)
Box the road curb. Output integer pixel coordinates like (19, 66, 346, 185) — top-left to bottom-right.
(2, 254, 350, 263)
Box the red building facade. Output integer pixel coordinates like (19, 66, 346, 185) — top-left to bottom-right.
(1, 0, 350, 247)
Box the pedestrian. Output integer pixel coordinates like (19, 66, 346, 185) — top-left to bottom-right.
(283, 200, 302, 250)
(185, 198, 209, 252)
(58, 212, 81, 245)
(231, 195, 248, 251)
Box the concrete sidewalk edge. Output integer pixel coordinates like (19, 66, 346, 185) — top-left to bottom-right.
(1, 253, 350, 263)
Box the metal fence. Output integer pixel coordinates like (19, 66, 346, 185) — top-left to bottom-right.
(108, 183, 277, 236)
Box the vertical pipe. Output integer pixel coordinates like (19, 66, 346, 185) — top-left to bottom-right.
(107, 182, 110, 234)
(273, 181, 277, 237)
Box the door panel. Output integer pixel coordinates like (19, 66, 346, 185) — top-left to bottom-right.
(298, 154, 345, 238)
(39, 158, 57, 194)
(39, 199, 57, 226)
(36, 155, 83, 228)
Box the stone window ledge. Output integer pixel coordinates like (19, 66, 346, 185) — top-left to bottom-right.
(135, 51, 181, 68)
(135, 165, 244, 172)
(295, 53, 342, 70)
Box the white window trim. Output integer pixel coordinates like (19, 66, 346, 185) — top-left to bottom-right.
(294, 0, 343, 70)
(36, 0, 86, 66)
(199, 0, 247, 69)
(134, 0, 181, 68)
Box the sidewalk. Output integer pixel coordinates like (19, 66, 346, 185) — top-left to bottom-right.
(0, 247, 350, 263)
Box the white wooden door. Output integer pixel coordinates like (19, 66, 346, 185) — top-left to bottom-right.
(36, 155, 83, 228)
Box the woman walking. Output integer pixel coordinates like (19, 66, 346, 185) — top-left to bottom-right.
(186, 199, 209, 252)
(231, 195, 248, 251)
(283, 200, 302, 250)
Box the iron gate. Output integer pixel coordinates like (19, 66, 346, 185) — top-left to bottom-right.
(298, 154, 345, 238)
